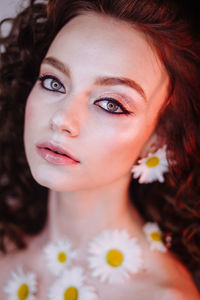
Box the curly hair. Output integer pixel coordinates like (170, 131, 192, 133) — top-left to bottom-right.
(0, 0, 200, 274)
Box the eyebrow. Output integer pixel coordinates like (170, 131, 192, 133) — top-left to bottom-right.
(42, 56, 147, 101)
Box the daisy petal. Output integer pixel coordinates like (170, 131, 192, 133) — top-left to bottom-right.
(43, 238, 77, 276)
(4, 266, 37, 300)
(88, 229, 143, 284)
(131, 145, 169, 184)
(143, 222, 167, 253)
(48, 267, 98, 300)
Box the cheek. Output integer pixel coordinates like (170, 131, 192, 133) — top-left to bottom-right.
(24, 99, 37, 145)
(89, 117, 151, 167)
(24, 99, 34, 129)
(24, 89, 44, 149)
(24, 88, 46, 134)
(103, 133, 141, 162)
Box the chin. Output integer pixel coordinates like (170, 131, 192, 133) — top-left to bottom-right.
(29, 167, 78, 192)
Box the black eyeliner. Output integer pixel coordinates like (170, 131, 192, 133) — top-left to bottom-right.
(95, 97, 131, 115)
(38, 74, 65, 93)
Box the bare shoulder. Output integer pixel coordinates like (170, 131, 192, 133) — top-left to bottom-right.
(141, 240, 200, 299)
(154, 287, 200, 300)
(147, 254, 200, 300)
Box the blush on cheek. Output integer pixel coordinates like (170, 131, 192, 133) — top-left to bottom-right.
(24, 97, 37, 125)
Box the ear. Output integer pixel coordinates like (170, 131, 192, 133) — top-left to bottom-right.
(139, 131, 165, 158)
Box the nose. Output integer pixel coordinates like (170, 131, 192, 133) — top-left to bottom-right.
(49, 98, 83, 137)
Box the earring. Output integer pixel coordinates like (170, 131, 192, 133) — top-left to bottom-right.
(131, 145, 169, 184)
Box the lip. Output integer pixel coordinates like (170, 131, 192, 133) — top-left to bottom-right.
(36, 141, 80, 165)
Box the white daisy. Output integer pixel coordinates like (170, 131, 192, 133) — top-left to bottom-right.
(131, 145, 169, 183)
(4, 266, 37, 300)
(143, 222, 167, 252)
(48, 266, 98, 300)
(87, 229, 143, 284)
(43, 238, 77, 276)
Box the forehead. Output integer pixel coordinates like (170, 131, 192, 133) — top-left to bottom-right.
(46, 12, 168, 102)
(49, 12, 157, 67)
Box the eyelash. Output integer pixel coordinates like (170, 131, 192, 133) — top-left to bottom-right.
(39, 74, 65, 93)
(38, 74, 131, 116)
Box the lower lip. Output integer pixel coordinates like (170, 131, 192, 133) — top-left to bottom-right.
(36, 147, 79, 165)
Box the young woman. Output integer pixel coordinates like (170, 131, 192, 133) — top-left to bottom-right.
(0, 0, 200, 299)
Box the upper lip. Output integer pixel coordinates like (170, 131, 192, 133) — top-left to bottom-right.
(36, 141, 80, 162)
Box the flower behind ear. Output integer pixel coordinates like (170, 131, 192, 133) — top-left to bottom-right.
(131, 145, 169, 184)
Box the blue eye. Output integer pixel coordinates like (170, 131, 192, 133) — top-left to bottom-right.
(95, 97, 131, 115)
(39, 75, 65, 93)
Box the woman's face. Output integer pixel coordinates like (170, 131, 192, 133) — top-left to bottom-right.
(24, 13, 169, 192)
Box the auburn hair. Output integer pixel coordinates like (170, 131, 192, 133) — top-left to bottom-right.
(0, 0, 200, 276)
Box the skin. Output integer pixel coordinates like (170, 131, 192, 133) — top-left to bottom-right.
(24, 12, 169, 239)
(24, 15, 169, 193)
(0, 12, 199, 300)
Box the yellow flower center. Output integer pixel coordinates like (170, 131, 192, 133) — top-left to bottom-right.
(57, 251, 67, 263)
(146, 156, 160, 168)
(150, 231, 162, 242)
(64, 286, 78, 300)
(17, 284, 29, 300)
(106, 249, 124, 267)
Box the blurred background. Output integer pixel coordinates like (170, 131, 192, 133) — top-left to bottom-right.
(0, 0, 28, 21)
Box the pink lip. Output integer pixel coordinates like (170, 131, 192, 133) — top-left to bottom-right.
(36, 142, 80, 165)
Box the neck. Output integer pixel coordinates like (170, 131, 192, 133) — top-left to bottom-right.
(45, 176, 143, 248)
